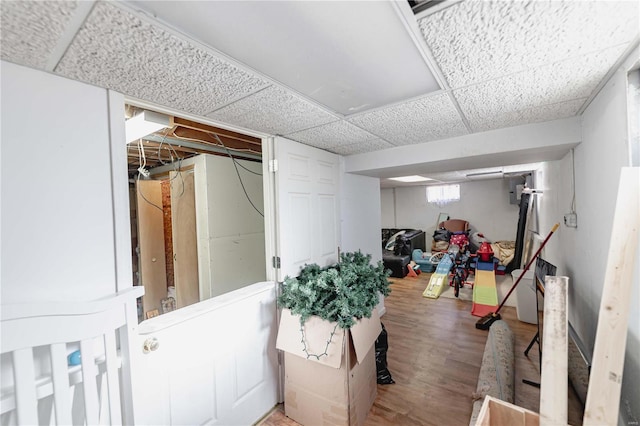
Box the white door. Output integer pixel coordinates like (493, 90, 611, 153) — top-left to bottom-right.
(132, 282, 279, 426)
(273, 136, 341, 280)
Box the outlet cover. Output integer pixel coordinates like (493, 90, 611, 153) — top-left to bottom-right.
(564, 213, 578, 228)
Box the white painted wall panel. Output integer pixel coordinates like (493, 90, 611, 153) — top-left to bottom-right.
(203, 155, 266, 296)
(341, 172, 383, 263)
(340, 168, 384, 314)
(210, 233, 267, 298)
(1, 61, 116, 303)
(380, 188, 396, 228)
(569, 47, 639, 426)
(205, 155, 265, 237)
(536, 47, 639, 426)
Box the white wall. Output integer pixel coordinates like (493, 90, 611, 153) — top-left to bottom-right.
(538, 47, 639, 425)
(340, 163, 385, 315)
(1, 61, 122, 303)
(382, 179, 520, 245)
(533, 160, 566, 268)
(203, 155, 266, 297)
(380, 188, 396, 228)
(340, 171, 382, 263)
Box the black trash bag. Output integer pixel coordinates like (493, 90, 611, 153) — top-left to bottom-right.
(375, 322, 395, 384)
(433, 228, 452, 242)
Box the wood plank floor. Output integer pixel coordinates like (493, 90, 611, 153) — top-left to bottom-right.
(259, 274, 584, 425)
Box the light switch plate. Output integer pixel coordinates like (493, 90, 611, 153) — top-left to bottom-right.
(564, 212, 578, 228)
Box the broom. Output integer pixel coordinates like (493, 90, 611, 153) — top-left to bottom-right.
(475, 223, 559, 330)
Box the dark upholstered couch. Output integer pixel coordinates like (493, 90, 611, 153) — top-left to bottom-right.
(381, 229, 426, 278)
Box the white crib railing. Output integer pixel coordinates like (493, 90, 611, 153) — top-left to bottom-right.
(1, 287, 143, 425)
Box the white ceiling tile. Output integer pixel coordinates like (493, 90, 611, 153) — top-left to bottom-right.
(285, 120, 379, 148)
(464, 98, 586, 133)
(208, 86, 337, 135)
(331, 139, 395, 156)
(54, 2, 269, 116)
(1, 1, 78, 69)
(129, 1, 440, 115)
(348, 93, 468, 145)
(419, 0, 639, 88)
(454, 46, 624, 131)
(285, 121, 393, 154)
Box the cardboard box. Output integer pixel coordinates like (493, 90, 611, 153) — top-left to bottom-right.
(276, 308, 382, 426)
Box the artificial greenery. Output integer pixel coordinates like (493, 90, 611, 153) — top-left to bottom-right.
(279, 250, 391, 329)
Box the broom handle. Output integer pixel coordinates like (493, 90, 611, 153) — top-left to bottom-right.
(495, 223, 560, 314)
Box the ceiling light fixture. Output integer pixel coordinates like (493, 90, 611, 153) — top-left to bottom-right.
(125, 110, 171, 144)
(389, 175, 433, 182)
(465, 171, 503, 179)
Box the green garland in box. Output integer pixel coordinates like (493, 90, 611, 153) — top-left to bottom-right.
(279, 250, 391, 329)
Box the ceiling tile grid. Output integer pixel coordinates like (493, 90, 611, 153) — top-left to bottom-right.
(208, 85, 338, 136)
(419, 0, 640, 88)
(285, 120, 394, 154)
(0, 1, 78, 69)
(465, 98, 587, 134)
(454, 46, 626, 131)
(54, 2, 270, 116)
(331, 139, 395, 156)
(285, 120, 381, 147)
(348, 92, 468, 145)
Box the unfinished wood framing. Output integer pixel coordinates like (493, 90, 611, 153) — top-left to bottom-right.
(136, 180, 168, 317)
(539, 276, 568, 426)
(170, 171, 200, 308)
(584, 167, 640, 425)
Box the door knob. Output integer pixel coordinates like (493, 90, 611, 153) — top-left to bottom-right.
(143, 337, 159, 353)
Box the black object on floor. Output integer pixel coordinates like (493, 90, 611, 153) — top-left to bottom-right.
(375, 322, 395, 384)
(475, 312, 501, 330)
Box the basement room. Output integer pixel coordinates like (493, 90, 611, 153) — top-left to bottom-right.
(1, 1, 638, 426)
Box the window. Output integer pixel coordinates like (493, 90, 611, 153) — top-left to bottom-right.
(427, 184, 460, 204)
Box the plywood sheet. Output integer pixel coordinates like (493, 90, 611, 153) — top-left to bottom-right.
(170, 171, 199, 308)
(136, 179, 167, 316)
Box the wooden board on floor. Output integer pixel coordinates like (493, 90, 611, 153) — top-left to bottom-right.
(540, 276, 568, 426)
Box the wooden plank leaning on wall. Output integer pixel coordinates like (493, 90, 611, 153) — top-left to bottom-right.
(584, 167, 639, 425)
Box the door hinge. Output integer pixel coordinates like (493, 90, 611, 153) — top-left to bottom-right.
(268, 159, 278, 173)
(272, 256, 281, 269)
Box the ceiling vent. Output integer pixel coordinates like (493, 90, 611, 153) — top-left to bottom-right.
(408, 0, 462, 16)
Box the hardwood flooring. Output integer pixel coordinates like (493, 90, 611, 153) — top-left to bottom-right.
(259, 274, 584, 425)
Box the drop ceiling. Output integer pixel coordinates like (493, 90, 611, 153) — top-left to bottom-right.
(1, 0, 638, 183)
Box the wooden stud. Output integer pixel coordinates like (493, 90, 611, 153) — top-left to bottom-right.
(584, 167, 640, 425)
(136, 180, 168, 315)
(171, 171, 200, 308)
(172, 116, 261, 145)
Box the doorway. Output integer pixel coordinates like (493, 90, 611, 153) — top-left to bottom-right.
(125, 104, 267, 320)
